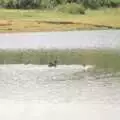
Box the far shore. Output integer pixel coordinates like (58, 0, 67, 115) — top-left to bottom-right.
(0, 8, 120, 32)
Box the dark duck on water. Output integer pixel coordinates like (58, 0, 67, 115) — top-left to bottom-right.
(48, 60, 58, 67)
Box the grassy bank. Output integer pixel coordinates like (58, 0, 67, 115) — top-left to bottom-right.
(0, 49, 120, 71)
(0, 8, 120, 32)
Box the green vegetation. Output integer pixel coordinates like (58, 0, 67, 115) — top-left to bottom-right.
(55, 3, 86, 14)
(0, 0, 120, 10)
(111, 0, 120, 3)
(0, 49, 120, 71)
(0, 0, 119, 32)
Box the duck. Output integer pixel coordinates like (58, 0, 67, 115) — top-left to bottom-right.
(48, 60, 58, 67)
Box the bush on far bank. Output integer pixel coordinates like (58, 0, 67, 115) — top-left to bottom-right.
(0, 0, 119, 10)
(55, 3, 86, 14)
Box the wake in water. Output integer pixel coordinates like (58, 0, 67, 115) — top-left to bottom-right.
(0, 64, 95, 71)
(0, 64, 119, 84)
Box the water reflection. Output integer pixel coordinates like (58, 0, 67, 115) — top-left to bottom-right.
(0, 64, 120, 120)
(0, 64, 120, 104)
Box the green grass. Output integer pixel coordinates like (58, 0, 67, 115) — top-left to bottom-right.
(0, 49, 120, 71)
(0, 8, 120, 32)
(0, 8, 119, 21)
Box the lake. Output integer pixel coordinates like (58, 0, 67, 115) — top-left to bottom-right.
(0, 30, 120, 120)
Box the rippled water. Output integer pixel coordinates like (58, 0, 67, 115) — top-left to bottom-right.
(0, 64, 120, 103)
(0, 64, 120, 120)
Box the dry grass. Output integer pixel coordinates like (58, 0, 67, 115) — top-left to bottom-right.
(0, 8, 120, 32)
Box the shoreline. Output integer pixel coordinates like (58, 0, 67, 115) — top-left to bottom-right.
(0, 8, 119, 33)
(0, 20, 119, 33)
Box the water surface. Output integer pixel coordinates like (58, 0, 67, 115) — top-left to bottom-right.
(0, 64, 120, 120)
(0, 30, 120, 120)
(0, 30, 120, 49)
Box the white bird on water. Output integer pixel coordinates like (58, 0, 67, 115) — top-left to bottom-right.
(81, 64, 95, 72)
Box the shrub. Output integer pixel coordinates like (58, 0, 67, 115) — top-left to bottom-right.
(55, 3, 86, 14)
(83, 0, 101, 9)
(40, 0, 68, 9)
(0, 0, 41, 9)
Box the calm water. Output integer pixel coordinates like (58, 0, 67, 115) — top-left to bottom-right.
(0, 30, 120, 49)
(0, 30, 120, 120)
